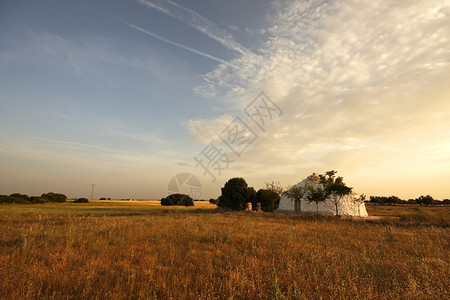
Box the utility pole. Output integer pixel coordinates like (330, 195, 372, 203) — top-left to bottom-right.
(90, 184, 96, 200)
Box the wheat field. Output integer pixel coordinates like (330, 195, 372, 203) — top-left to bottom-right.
(0, 201, 448, 299)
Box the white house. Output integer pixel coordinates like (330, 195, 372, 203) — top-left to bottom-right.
(276, 173, 368, 217)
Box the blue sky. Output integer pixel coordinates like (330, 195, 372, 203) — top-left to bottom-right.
(1, 0, 449, 200)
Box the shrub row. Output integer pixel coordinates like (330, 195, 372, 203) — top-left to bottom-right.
(369, 195, 450, 205)
(0, 192, 67, 204)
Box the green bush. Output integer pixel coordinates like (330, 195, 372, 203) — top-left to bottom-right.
(74, 198, 89, 203)
(416, 195, 435, 206)
(0, 194, 30, 204)
(41, 192, 67, 203)
(161, 194, 194, 206)
(217, 178, 256, 211)
(9, 193, 30, 202)
(0, 195, 12, 203)
(30, 196, 45, 204)
(209, 198, 218, 205)
(0, 194, 33, 204)
(0, 193, 66, 204)
(255, 189, 281, 212)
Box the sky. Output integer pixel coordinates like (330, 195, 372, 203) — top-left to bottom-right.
(0, 0, 449, 200)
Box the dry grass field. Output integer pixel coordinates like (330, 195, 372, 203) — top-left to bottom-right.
(366, 204, 450, 225)
(0, 201, 448, 299)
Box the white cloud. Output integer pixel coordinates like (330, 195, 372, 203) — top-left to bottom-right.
(137, 0, 175, 17)
(184, 114, 234, 145)
(188, 0, 450, 197)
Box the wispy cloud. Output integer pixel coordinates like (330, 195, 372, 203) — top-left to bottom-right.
(137, 0, 248, 55)
(0, 140, 40, 170)
(26, 31, 84, 76)
(184, 114, 234, 144)
(30, 136, 113, 152)
(136, 0, 175, 17)
(124, 22, 235, 67)
(101, 127, 171, 146)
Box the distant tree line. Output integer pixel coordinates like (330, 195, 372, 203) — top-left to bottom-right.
(0, 193, 91, 204)
(0, 192, 67, 204)
(369, 195, 450, 205)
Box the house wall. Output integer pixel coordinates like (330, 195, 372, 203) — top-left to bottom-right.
(276, 178, 368, 217)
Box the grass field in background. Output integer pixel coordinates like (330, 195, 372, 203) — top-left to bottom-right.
(0, 200, 215, 216)
(366, 204, 450, 225)
(0, 201, 448, 299)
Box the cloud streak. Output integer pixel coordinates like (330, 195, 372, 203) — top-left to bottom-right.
(30, 136, 113, 152)
(124, 22, 235, 67)
(0, 140, 40, 170)
(137, 0, 248, 54)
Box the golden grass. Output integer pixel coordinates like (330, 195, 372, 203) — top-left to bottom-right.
(366, 204, 450, 226)
(0, 200, 214, 217)
(0, 202, 448, 299)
